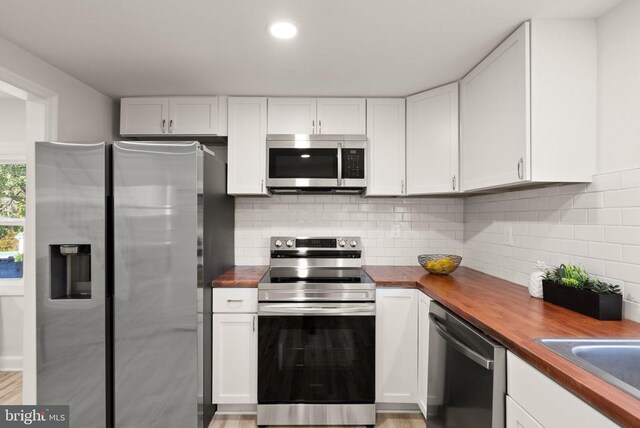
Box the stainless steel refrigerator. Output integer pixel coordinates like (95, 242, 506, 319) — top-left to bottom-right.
(35, 141, 234, 428)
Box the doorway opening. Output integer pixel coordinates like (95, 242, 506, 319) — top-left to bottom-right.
(0, 69, 58, 406)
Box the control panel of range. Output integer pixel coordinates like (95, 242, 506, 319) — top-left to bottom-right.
(271, 237, 361, 251)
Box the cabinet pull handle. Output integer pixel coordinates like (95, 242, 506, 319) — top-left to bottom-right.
(452, 175, 456, 190)
(312, 120, 315, 134)
(319, 120, 322, 134)
(261, 179, 264, 193)
(252, 315, 256, 332)
(401, 179, 405, 194)
(161, 119, 166, 133)
(169, 119, 174, 133)
(517, 158, 524, 180)
(227, 299, 244, 303)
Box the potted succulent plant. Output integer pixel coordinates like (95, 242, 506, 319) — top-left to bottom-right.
(542, 264, 622, 320)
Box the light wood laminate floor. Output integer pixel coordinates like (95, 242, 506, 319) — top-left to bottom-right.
(0, 372, 425, 427)
(0, 371, 22, 405)
(208, 413, 426, 428)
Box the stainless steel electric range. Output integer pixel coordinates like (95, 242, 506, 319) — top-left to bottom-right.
(257, 237, 376, 427)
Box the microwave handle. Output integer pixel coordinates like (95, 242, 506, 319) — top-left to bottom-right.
(337, 142, 343, 186)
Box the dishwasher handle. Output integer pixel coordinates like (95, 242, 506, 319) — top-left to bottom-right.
(429, 312, 494, 370)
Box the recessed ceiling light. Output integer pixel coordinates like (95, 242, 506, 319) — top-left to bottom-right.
(270, 21, 298, 40)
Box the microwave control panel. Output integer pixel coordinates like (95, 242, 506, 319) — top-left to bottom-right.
(342, 148, 365, 179)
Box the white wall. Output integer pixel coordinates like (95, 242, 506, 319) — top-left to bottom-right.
(464, 0, 640, 322)
(0, 35, 117, 141)
(236, 195, 464, 265)
(0, 98, 26, 151)
(0, 295, 23, 370)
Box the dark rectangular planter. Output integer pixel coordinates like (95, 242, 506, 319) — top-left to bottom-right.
(542, 280, 622, 321)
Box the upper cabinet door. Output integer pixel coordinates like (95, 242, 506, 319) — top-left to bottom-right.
(316, 98, 366, 134)
(406, 83, 459, 195)
(366, 99, 405, 196)
(168, 96, 220, 136)
(227, 97, 268, 195)
(267, 98, 317, 134)
(460, 22, 530, 191)
(120, 97, 169, 135)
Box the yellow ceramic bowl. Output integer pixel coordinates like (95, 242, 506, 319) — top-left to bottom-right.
(418, 254, 462, 275)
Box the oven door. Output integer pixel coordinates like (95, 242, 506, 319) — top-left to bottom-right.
(267, 140, 340, 188)
(258, 303, 375, 404)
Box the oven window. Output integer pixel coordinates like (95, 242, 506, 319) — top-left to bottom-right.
(258, 316, 375, 404)
(269, 148, 338, 179)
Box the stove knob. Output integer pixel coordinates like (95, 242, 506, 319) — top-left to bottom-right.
(338, 239, 346, 248)
(350, 240, 358, 248)
(286, 239, 294, 248)
(274, 239, 283, 248)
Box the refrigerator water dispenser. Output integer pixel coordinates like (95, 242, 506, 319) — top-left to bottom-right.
(50, 244, 92, 299)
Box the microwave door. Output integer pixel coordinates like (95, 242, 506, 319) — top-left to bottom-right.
(267, 141, 340, 188)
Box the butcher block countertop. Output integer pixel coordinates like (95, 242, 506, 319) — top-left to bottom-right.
(213, 265, 640, 426)
(212, 265, 268, 287)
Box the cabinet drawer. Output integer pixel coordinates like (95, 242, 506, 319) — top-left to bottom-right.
(507, 351, 618, 427)
(213, 288, 258, 313)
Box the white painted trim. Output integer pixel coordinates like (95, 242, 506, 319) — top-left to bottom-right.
(215, 404, 257, 415)
(0, 356, 23, 371)
(0, 66, 59, 405)
(0, 281, 24, 296)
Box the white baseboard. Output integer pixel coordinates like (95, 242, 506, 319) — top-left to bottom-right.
(0, 356, 23, 371)
(375, 403, 421, 413)
(215, 404, 257, 415)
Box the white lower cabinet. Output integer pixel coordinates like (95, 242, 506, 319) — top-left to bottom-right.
(212, 312, 257, 404)
(376, 288, 418, 404)
(507, 351, 619, 428)
(417, 293, 432, 418)
(507, 396, 543, 428)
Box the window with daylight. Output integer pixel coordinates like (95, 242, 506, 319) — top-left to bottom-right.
(0, 163, 26, 279)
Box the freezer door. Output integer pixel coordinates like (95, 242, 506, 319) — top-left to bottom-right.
(113, 141, 198, 428)
(35, 141, 107, 428)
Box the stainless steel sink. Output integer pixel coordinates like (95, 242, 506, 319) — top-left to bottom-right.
(538, 339, 640, 399)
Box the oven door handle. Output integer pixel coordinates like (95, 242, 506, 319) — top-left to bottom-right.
(429, 313, 494, 370)
(259, 303, 375, 316)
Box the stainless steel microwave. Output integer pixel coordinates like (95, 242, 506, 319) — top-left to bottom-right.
(266, 134, 367, 194)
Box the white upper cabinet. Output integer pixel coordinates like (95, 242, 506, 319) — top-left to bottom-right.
(267, 98, 366, 135)
(227, 97, 268, 195)
(168, 96, 226, 136)
(366, 99, 405, 196)
(460, 23, 530, 191)
(120, 96, 227, 136)
(120, 97, 169, 136)
(317, 98, 366, 134)
(460, 19, 596, 192)
(376, 288, 418, 404)
(406, 83, 459, 195)
(267, 98, 317, 134)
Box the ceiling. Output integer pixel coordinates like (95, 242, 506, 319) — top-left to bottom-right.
(0, 0, 620, 99)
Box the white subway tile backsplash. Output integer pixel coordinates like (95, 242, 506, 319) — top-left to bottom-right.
(464, 167, 640, 322)
(235, 195, 464, 266)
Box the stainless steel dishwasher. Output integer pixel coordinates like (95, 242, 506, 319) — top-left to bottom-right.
(427, 301, 506, 428)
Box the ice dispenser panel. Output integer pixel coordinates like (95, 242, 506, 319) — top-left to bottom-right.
(50, 244, 92, 299)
